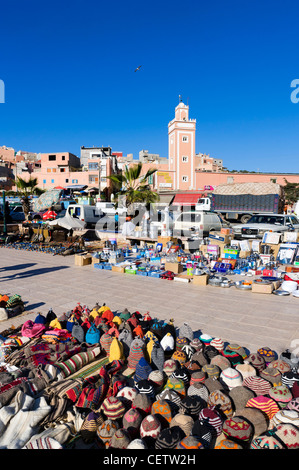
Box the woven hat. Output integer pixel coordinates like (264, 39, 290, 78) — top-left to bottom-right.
(171, 367, 190, 387)
(191, 350, 208, 367)
(291, 381, 299, 399)
(128, 338, 145, 370)
(275, 423, 299, 449)
(80, 411, 104, 442)
(117, 386, 137, 407)
(210, 337, 224, 352)
(190, 370, 206, 385)
(247, 353, 266, 372)
(250, 433, 285, 449)
(222, 416, 254, 444)
(160, 333, 175, 352)
(191, 420, 216, 448)
(181, 344, 196, 361)
(226, 343, 248, 359)
(215, 438, 243, 449)
(184, 360, 201, 373)
(202, 364, 220, 379)
(282, 370, 299, 389)
(97, 419, 119, 447)
(176, 436, 204, 449)
(134, 357, 153, 384)
(155, 426, 186, 449)
(287, 397, 299, 412)
(171, 350, 187, 366)
(220, 367, 243, 390)
(189, 338, 203, 352)
(280, 349, 299, 369)
(150, 343, 165, 371)
(100, 333, 113, 355)
(187, 383, 209, 402)
(164, 376, 186, 398)
(151, 399, 172, 425)
(34, 313, 47, 325)
(122, 408, 143, 437)
(221, 349, 243, 366)
(108, 428, 131, 449)
(257, 346, 277, 365)
(135, 379, 156, 398)
(127, 438, 148, 449)
(148, 369, 165, 392)
(260, 367, 282, 386)
(140, 415, 162, 439)
(131, 392, 152, 414)
(179, 395, 204, 418)
(203, 345, 219, 362)
(119, 308, 131, 321)
(207, 390, 233, 417)
(271, 359, 291, 374)
(155, 389, 182, 411)
(199, 333, 212, 344)
(198, 407, 223, 437)
(271, 409, 299, 428)
(179, 322, 194, 342)
(242, 376, 272, 395)
(101, 396, 126, 420)
(118, 328, 133, 356)
(246, 396, 280, 420)
(163, 359, 178, 376)
(204, 377, 225, 394)
(228, 386, 255, 413)
(176, 337, 189, 350)
(235, 363, 256, 380)
(210, 355, 231, 372)
(269, 385, 293, 408)
(236, 407, 269, 437)
(170, 414, 194, 436)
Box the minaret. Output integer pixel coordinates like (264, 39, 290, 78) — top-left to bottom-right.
(168, 96, 196, 190)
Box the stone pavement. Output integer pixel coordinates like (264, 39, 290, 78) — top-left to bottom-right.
(0, 247, 299, 357)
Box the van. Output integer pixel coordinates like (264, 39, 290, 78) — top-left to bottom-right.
(173, 211, 222, 238)
(95, 201, 127, 216)
(66, 204, 104, 227)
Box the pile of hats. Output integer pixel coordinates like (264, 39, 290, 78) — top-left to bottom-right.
(67, 310, 299, 449)
(0, 294, 24, 322)
(1, 301, 299, 450)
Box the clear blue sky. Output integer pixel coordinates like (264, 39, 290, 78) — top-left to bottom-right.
(0, 0, 298, 173)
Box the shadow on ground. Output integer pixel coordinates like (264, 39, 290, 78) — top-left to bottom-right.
(0, 265, 70, 281)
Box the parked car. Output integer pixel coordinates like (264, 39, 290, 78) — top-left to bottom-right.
(148, 209, 176, 235)
(172, 211, 222, 238)
(8, 205, 25, 222)
(95, 202, 127, 216)
(232, 213, 299, 240)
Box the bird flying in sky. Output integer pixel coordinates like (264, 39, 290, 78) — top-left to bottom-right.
(134, 65, 142, 72)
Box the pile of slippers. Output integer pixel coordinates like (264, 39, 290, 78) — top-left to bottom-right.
(0, 302, 298, 449)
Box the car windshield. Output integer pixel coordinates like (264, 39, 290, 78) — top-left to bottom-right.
(246, 215, 285, 225)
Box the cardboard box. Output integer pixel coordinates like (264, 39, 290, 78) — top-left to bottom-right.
(174, 274, 192, 283)
(192, 274, 209, 286)
(239, 250, 251, 259)
(157, 236, 178, 248)
(75, 254, 92, 266)
(112, 265, 125, 273)
(164, 262, 183, 274)
(221, 228, 232, 235)
(262, 232, 281, 245)
(252, 282, 274, 294)
(260, 243, 281, 258)
(209, 232, 231, 244)
(285, 265, 299, 273)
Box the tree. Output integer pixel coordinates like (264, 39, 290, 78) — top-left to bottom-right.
(15, 176, 44, 219)
(283, 179, 299, 205)
(106, 162, 160, 208)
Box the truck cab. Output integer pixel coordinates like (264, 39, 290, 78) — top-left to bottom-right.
(196, 198, 211, 211)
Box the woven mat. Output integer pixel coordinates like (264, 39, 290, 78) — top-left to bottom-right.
(68, 356, 109, 380)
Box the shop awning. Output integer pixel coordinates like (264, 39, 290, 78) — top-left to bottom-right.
(172, 193, 202, 206)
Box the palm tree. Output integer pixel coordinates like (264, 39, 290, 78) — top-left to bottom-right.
(106, 162, 160, 208)
(15, 176, 44, 219)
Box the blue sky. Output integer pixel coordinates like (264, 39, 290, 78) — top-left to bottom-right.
(0, 0, 298, 172)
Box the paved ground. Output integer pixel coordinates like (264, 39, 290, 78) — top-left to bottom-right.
(0, 246, 299, 358)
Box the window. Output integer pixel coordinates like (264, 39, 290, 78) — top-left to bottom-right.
(89, 175, 99, 183)
(48, 155, 56, 161)
(43, 179, 46, 184)
(182, 176, 188, 182)
(147, 174, 153, 184)
(51, 179, 54, 183)
(182, 156, 188, 162)
(60, 168, 65, 172)
(65, 179, 69, 183)
(47, 168, 51, 173)
(72, 179, 78, 183)
(62, 155, 65, 161)
(182, 136, 188, 142)
(88, 162, 99, 170)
